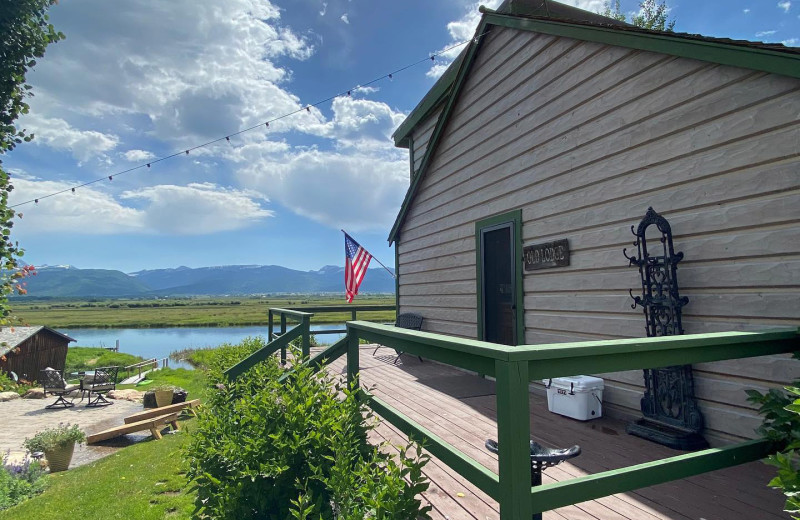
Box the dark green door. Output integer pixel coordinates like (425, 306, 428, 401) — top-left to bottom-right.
(480, 223, 516, 345)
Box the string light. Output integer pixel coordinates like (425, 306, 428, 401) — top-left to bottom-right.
(11, 34, 485, 209)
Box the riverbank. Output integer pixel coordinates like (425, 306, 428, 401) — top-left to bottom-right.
(11, 296, 395, 328)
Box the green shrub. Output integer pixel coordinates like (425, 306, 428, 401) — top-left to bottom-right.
(748, 352, 800, 518)
(0, 372, 33, 396)
(0, 452, 47, 511)
(186, 338, 430, 519)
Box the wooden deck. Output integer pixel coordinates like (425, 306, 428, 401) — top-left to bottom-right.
(326, 345, 789, 520)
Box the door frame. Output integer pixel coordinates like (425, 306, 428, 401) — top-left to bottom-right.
(475, 209, 524, 345)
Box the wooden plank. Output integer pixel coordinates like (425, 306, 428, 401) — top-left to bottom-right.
(123, 399, 201, 423)
(87, 412, 180, 444)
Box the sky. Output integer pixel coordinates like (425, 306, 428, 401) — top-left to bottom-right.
(5, 0, 798, 274)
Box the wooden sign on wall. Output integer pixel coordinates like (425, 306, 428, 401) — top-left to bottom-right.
(523, 239, 570, 270)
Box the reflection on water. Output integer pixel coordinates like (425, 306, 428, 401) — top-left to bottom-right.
(62, 324, 346, 370)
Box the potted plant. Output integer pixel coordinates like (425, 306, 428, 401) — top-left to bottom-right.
(23, 423, 86, 472)
(152, 384, 176, 408)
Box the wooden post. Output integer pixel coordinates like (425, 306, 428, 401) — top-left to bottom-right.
(496, 359, 532, 520)
(347, 330, 359, 391)
(301, 315, 311, 358)
(351, 309, 357, 321)
(280, 313, 287, 365)
(268, 310, 274, 341)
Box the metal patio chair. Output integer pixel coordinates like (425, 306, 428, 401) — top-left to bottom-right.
(373, 312, 424, 364)
(40, 368, 80, 409)
(84, 366, 119, 407)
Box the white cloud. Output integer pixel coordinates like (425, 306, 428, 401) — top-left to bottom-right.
(28, 0, 317, 148)
(120, 183, 273, 234)
(10, 178, 144, 235)
(18, 114, 119, 163)
(427, 0, 503, 78)
(341, 14, 349, 24)
(756, 30, 778, 37)
(9, 178, 272, 236)
(237, 149, 407, 232)
(320, 1, 327, 16)
(122, 149, 156, 162)
(778, 1, 791, 12)
(307, 96, 406, 149)
(743, 8, 751, 13)
(783, 37, 799, 46)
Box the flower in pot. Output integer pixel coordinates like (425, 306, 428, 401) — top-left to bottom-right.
(152, 384, 176, 408)
(23, 423, 86, 472)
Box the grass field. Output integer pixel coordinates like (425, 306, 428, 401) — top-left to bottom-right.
(11, 295, 396, 328)
(0, 420, 196, 520)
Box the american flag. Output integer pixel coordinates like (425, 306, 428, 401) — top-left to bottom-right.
(344, 232, 372, 303)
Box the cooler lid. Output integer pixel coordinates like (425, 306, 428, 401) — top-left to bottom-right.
(543, 375, 604, 391)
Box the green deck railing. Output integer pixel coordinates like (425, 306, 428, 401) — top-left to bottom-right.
(226, 305, 396, 379)
(226, 316, 800, 520)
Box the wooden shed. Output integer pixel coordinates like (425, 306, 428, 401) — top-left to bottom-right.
(0, 326, 75, 382)
(389, 0, 800, 446)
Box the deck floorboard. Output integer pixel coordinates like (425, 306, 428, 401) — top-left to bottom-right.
(321, 346, 788, 520)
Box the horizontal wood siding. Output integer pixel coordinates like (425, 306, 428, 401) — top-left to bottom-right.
(396, 26, 800, 445)
(411, 105, 444, 178)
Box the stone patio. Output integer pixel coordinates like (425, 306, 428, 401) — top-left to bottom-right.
(0, 394, 147, 468)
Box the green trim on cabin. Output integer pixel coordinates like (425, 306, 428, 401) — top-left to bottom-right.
(392, 57, 463, 148)
(394, 245, 400, 312)
(387, 11, 800, 245)
(407, 135, 415, 179)
(475, 210, 524, 346)
(487, 12, 800, 80)
(388, 20, 490, 245)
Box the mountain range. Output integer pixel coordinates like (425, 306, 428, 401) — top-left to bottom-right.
(15, 264, 395, 298)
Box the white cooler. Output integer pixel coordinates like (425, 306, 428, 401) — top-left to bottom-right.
(543, 375, 604, 421)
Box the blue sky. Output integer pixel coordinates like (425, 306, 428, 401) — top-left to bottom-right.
(5, 0, 798, 273)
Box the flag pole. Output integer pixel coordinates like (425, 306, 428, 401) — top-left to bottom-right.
(342, 230, 396, 279)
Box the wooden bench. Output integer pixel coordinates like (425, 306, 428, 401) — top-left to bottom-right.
(123, 399, 201, 424)
(86, 412, 180, 444)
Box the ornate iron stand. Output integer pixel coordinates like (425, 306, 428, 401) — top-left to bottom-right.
(623, 207, 708, 450)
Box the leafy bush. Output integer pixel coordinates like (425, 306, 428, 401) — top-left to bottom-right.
(748, 353, 800, 518)
(23, 423, 85, 453)
(0, 372, 34, 395)
(0, 451, 47, 511)
(186, 337, 430, 519)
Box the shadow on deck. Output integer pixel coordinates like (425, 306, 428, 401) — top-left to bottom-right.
(325, 345, 788, 520)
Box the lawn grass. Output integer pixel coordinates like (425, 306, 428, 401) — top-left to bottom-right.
(118, 367, 208, 401)
(65, 347, 144, 376)
(0, 422, 196, 520)
(12, 295, 395, 328)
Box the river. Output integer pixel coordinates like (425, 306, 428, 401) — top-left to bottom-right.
(61, 324, 347, 370)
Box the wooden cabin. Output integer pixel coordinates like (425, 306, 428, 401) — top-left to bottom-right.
(389, 0, 800, 446)
(0, 326, 75, 382)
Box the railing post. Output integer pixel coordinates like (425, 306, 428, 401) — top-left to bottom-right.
(268, 309, 274, 341)
(301, 315, 311, 358)
(280, 312, 287, 365)
(351, 309, 357, 321)
(496, 359, 532, 520)
(346, 330, 360, 390)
